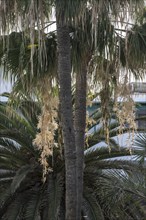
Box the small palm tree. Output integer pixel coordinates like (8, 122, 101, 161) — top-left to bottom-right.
(0, 95, 146, 220)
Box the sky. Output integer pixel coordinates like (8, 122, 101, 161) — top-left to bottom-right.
(0, 68, 12, 101)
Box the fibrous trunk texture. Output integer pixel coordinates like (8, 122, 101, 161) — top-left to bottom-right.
(56, 8, 77, 220)
(75, 64, 87, 220)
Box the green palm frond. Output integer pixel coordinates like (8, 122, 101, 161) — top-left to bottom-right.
(2, 191, 29, 220)
(0, 187, 17, 219)
(24, 190, 42, 220)
(0, 146, 26, 167)
(85, 146, 130, 162)
(134, 133, 146, 164)
(83, 187, 104, 220)
(10, 165, 33, 194)
(0, 170, 15, 181)
(0, 138, 20, 152)
(46, 173, 64, 220)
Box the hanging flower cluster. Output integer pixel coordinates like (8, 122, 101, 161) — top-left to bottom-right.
(114, 97, 136, 133)
(88, 56, 137, 152)
(113, 75, 137, 151)
(33, 95, 58, 180)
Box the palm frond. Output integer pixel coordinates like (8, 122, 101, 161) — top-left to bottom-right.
(46, 173, 64, 220)
(83, 187, 104, 220)
(2, 192, 29, 220)
(24, 189, 42, 220)
(10, 165, 33, 194)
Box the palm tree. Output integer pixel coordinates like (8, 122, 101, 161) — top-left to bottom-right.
(0, 1, 145, 218)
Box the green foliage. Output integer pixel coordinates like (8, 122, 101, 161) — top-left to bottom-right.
(0, 96, 146, 219)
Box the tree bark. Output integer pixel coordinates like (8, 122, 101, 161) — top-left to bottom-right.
(56, 5, 77, 220)
(75, 63, 87, 220)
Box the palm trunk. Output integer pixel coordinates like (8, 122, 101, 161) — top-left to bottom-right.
(75, 63, 87, 220)
(56, 5, 77, 220)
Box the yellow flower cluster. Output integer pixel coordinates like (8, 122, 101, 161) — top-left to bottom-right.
(33, 96, 58, 181)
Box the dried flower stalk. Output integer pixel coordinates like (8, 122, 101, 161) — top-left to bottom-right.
(33, 79, 58, 181)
